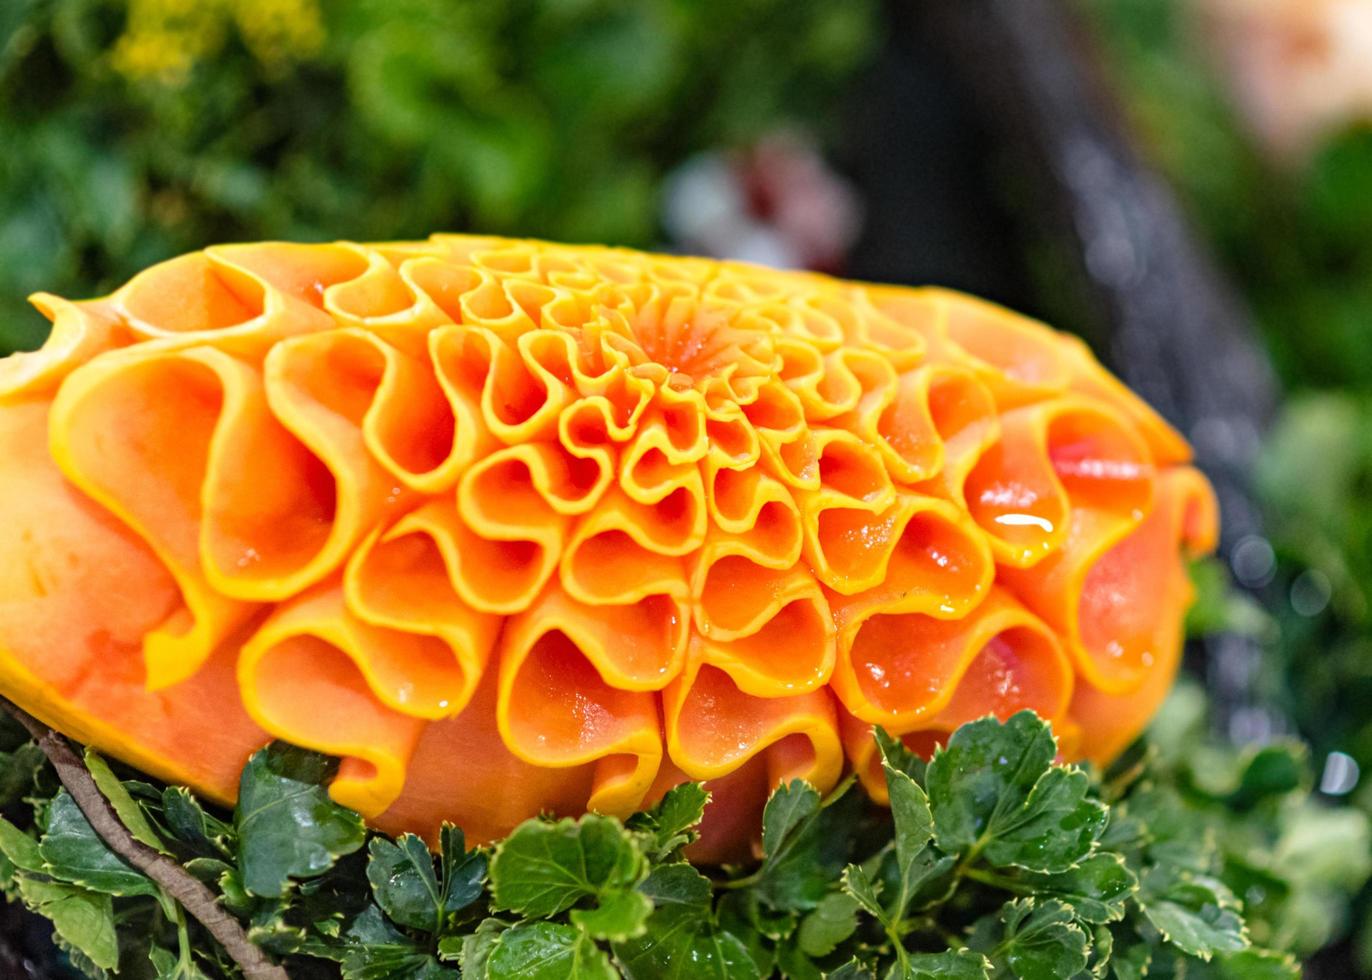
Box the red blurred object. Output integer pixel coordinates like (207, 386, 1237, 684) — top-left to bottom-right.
(661, 131, 863, 272)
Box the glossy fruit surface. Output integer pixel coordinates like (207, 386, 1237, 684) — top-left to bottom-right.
(0, 235, 1215, 859)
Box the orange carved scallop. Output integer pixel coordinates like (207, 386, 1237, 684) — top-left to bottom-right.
(0, 235, 1215, 852)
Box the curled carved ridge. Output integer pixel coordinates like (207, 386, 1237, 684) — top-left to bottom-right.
(0, 235, 1217, 857)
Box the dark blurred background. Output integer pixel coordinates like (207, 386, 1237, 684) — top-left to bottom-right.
(3, 0, 1372, 974)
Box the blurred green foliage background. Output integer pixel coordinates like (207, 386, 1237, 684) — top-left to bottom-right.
(1089, 0, 1372, 803)
(0, 0, 875, 353)
(1089, 0, 1372, 970)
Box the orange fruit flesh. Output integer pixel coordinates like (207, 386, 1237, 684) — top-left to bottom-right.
(0, 237, 1216, 861)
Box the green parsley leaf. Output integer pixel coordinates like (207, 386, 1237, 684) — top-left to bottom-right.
(16, 877, 118, 971)
(84, 747, 165, 852)
(987, 898, 1089, 980)
(901, 949, 991, 979)
(1138, 866, 1248, 960)
(883, 845, 959, 917)
(613, 863, 758, 980)
(162, 785, 235, 858)
(762, 780, 821, 858)
(489, 813, 644, 917)
(752, 780, 857, 912)
(626, 782, 708, 860)
(367, 833, 444, 933)
(235, 743, 366, 898)
(570, 887, 652, 941)
(1208, 948, 1301, 980)
(0, 815, 43, 872)
(487, 921, 617, 979)
(874, 727, 927, 785)
(985, 767, 1108, 873)
(926, 712, 1106, 873)
(0, 742, 45, 808)
(439, 823, 487, 914)
(927, 712, 1057, 852)
(1015, 853, 1137, 924)
(841, 864, 889, 930)
(456, 917, 513, 977)
(885, 765, 934, 867)
(40, 789, 157, 896)
(879, 762, 953, 919)
(339, 904, 455, 979)
(797, 892, 859, 957)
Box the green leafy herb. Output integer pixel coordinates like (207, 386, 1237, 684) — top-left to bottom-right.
(927, 712, 1107, 873)
(1013, 853, 1136, 924)
(1138, 866, 1248, 960)
(367, 834, 447, 933)
(236, 743, 367, 898)
(41, 790, 157, 897)
(626, 782, 709, 861)
(749, 779, 858, 913)
(83, 748, 166, 852)
(796, 892, 859, 956)
(162, 785, 235, 859)
(613, 864, 755, 980)
(0, 709, 1333, 979)
(979, 898, 1088, 979)
(17, 877, 119, 970)
(901, 949, 990, 978)
(489, 814, 644, 917)
(439, 824, 487, 914)
(488, 920, 617, 980)
(570, 889, 652, 942)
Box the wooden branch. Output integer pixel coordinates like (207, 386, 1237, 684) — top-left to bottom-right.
(0, 700, 289, 980)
